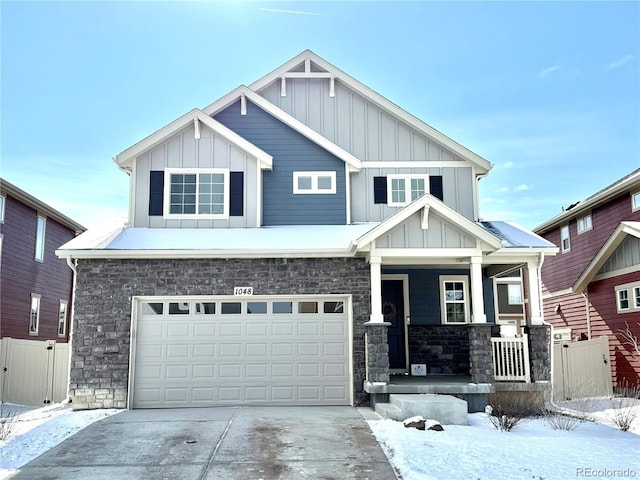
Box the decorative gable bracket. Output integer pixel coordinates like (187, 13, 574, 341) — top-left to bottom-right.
(421, 205, 430, 230)
(279, 58, 336, 98)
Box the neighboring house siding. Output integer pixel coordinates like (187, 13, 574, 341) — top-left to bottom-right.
(542, 292, 588, 339)
(69, 257, 370, 409)
(599, 235, 640, 274)
(214, 101, 347, 225)
(352, 166, 475, 222)
(259, 79, 469, 164)
(374, 209, 477, 249)
(540, 193, 640, 292)
(588, 273, 640, 387)
(132, 123, 260, 228)
(0, 196, 75, 341)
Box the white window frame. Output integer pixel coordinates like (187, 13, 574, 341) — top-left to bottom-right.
(292, 171, 336, 194)
(0, 194, 5, 223)
(58, 300, 68, 337)
(35, 215, 46, 262)
(440, 275, 470, 324)
(615, 281, 640, 313)
(163, 168, 229, 219)
(632, 191, 640, 212)
(560, 224, 570, 253)
(577, 214, 592, 234)
(387, 174, 428, 206)
(30, 293, 41, 336)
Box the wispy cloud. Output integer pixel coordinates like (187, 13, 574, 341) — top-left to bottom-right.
(497, 186, 510, 194)
(538, 65, 561, 80)
(504, 161, 514, 169)
(605, 54, 635, 70)
(515, 184, 530, 192)
(258, 8, 329, 16)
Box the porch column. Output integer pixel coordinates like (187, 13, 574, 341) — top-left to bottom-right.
(470, 256, 486, 323)
(527, 257, 544, 325)
(368, 256, 385, 324)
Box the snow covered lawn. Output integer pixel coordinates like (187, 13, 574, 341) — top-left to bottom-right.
(1, 398, 638, 480)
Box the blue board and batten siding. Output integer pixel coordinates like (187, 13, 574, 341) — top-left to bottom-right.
(383, 268, 496, 325)
(214, 101, 347, 226)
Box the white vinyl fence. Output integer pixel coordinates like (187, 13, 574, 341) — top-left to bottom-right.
(491, 334, 531, 383)
(0, 338, 70, 406)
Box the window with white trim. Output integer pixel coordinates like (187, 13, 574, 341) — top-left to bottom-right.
(35, 215, 46, 261)
(164, 169, 229, 218)
(387, 174, 428, 206)
(0, 195, 5, 223)
(632, 192, 640, 211)
(293, 171, 336, 194)
(577, 214, 592, 234)
(440, 276, 470, 324)
(560, 225, 570, 253)
(29, 294, 41, 335)
(58, 301, 68, 337)
(615, 281, 640, 313)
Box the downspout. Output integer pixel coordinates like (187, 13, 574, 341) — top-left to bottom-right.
(63, 256, 78, 405)
(582, 291, 591, 340)
(537, 252, 555, 401)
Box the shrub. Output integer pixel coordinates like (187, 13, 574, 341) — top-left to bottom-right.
(608, 384, 640, 432)
(487, 391, 542, 432)
(0, 403, 16, 441)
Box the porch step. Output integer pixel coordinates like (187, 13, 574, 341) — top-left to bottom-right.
(375, 394, 468, 425)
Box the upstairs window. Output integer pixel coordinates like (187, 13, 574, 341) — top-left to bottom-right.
(58, 301, 68, 337)
(293, 171, 336, 194)
(30, 294, 41, 335)
(632, 192, 640, 211)
(164, 169, 229, 218)
(35, 215, 46, 261)
(560, 225, 570, 253)
(0, 195, 5, 223)
(615, 282, 640, 313)
(387, 174, 428, 206)
(577, 214, 592, 234)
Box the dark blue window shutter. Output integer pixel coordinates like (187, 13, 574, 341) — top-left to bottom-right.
(373, 177, 387, 204)
(230, 172, 244, 216)
(430, 175, 443, 201)
(149, 171, 164, 216)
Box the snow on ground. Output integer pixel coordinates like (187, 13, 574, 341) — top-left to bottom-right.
(1, 398, 638, 480)
(369, 398, 640, 480)
(0, 403, 120, 479)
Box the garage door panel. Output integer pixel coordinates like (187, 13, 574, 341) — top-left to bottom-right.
(133, 296, 350, 408)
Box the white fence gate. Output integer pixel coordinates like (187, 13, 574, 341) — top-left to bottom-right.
(0, 338, 70, 406)
(553, 336, 613, 400)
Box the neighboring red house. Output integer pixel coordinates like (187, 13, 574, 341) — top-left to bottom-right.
(534, 169, 640, 388)
(0, 178, 85, 342)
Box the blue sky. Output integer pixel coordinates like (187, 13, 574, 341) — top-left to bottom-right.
(2, 1, 639, 230)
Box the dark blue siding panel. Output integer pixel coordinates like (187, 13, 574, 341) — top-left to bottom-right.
(214, 102, 347, 225)
(383, 268, 495, 325)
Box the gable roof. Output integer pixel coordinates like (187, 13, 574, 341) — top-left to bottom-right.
(248, 50, 493, 174)
(573, 221, 640, 292)
(1, 178, 86, 234)
(355, 194, 503, 251)
(114, 109, 273, 170)
(202, 86, 362, 171)
(535, 168, 640, 234)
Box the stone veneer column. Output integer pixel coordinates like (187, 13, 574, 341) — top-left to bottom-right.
(364, 323, 390, 384)
(467, 324, 500, 383)
(526, 325, 551, 382)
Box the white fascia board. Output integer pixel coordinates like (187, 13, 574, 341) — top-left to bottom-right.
(202, 86, 362, 172)
(534, 170, 640, 234)
(53, 248, 356, 260)
(249, 50, 492, 174)
(573, 221, 640, 292)
(114, 109, 273, 170)
(355, 194, 502, 251)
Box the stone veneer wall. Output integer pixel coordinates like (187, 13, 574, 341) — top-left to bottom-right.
(468, 324, 501, 383)
(407, 325, 470, 375)
(70, 257, 370, 409)
(526, 325, 551, 382)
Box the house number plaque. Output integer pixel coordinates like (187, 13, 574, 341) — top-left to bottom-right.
(233, 287, 253, 296)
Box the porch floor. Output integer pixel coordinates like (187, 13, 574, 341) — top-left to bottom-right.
(364, 375, 550, 395)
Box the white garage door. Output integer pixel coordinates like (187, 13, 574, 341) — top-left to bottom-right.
(131, 296, 351, 408)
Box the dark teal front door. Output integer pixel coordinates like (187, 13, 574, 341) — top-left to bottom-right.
(382, 279, 406, 370)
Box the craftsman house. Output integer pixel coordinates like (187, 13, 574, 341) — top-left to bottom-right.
(535, 169, 640, 388)
(57, 50, 557, 411)
(0, 178, 85, 405)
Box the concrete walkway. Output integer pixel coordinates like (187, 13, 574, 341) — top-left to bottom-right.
(11, 406, 398, 480)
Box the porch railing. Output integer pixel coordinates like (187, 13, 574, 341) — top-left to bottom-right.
(491, 334, 531, 383)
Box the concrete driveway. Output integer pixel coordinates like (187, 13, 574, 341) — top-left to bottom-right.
(11, 406, 398, 480)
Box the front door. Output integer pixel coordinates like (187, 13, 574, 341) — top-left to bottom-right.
(382, 279, 407, 371)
